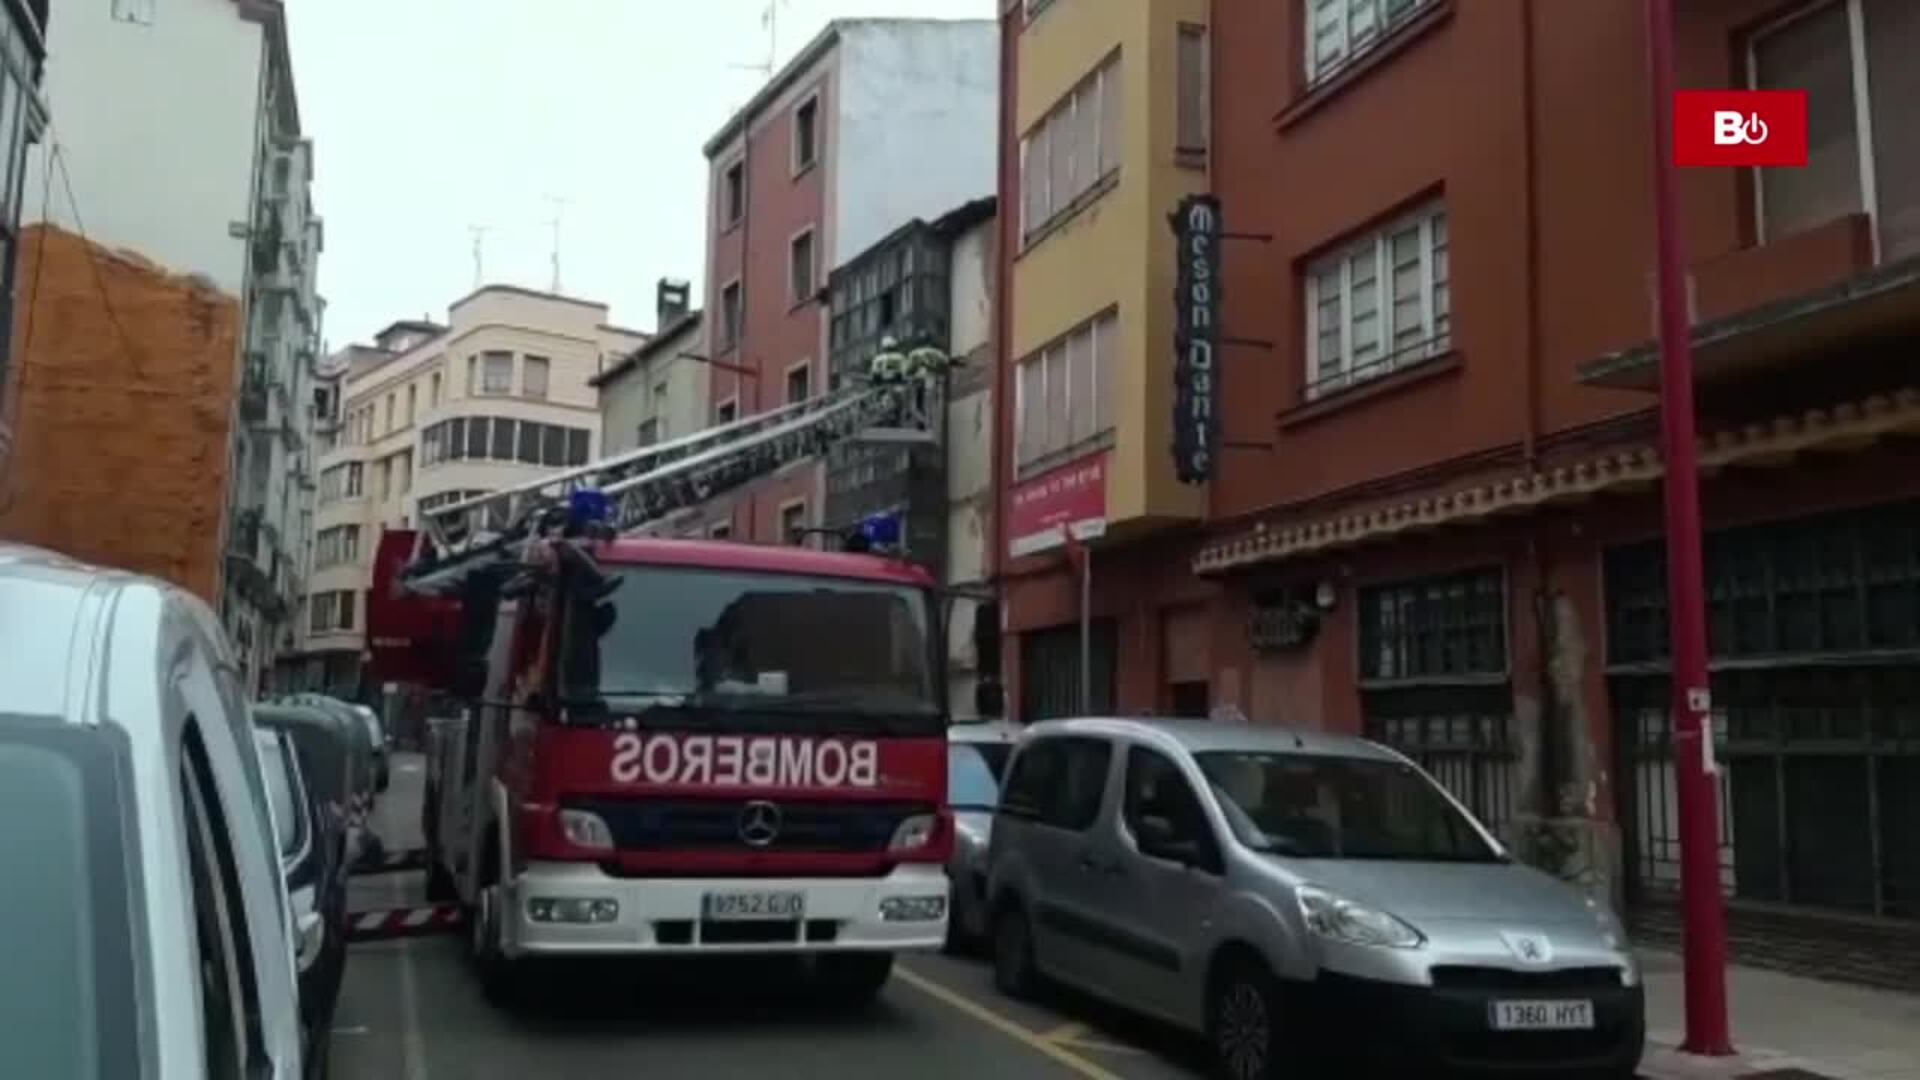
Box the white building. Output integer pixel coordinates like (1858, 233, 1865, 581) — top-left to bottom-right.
(297, 286, 645, 702)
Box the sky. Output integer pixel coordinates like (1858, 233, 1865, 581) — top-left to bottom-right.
(288, 0, 993, 349)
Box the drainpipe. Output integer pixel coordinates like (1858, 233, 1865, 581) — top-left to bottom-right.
(990, 7, 1020, 715)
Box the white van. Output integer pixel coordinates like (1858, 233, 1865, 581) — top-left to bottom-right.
(0, 543, 305, 1078)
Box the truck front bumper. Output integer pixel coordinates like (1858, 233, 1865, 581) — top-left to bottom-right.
(502, 861, 949, 958)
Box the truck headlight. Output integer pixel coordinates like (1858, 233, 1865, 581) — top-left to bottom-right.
(559, 808, 614, 851)
(888, 813, 937, 852)
(1296, 884, 1424, 949)
(527, 897, 620, 924)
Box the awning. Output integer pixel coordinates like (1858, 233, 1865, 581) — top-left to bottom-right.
(1195, 386, 1920, 576)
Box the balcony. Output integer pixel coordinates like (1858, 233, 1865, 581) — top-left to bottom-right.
(1580, 238, 1920, 392)
(225, 510, 289, 622)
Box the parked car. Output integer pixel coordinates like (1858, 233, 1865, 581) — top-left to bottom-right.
(985, 718, 1644, 1079)
(0, 542, 304, 1078)
(946, 719, 1023, 950)
(255, 708, 355, 1076)
(350, 703, 391, 792)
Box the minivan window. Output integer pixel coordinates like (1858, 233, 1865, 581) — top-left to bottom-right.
(1122, 746, 1217, 855)
(1197, 751, 1501, 862)
(1000, 736, 1110, 831)
(0, 721, 144, 1080)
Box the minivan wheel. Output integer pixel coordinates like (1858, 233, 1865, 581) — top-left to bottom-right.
(991, 904, 1039, 1000)
(1208, 960, 1283, 1080)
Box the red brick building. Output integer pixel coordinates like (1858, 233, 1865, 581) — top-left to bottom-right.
(998, 0, 1920, 951)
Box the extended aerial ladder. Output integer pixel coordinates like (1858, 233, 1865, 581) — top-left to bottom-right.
(397, 343, 956, 595)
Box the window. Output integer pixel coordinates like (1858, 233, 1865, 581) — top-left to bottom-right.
(345, 462, 363, 498)
(1021, 52, 1123, 242)
(1305, 0, 1432, 86)
(786, 360, 811, 404)
(314, 525, 361, 569)
(1305, 201, 1450, 400)
(1751, 0, 1919, 260)
(523, 356, 550, 399)
(790, 229, 817, 305)
(430, 372, 442, 405)
(779, 500, 808, 543)
(383, 393, 394, 433)
(1015, 308, 1119, 469)
(111, 0, 155, 24)
(517, 421, 541, 465)
(1123, 746, 1222, 870)
(397, 449, 413, 495)
(309, 591, 355, 633)
(466, 356, 477, 395)
(719, 280, 743, 352)
(708, 520, 733, 539)
(480, 351, 513, 395)
(1023, 0, 1056, 20)
(715, 398, 738, 426)
(1176, 24, 1210, 157)
(405, 384, 417, 426)
(180, 728, 265, 1079)
(637, 418, 660, 447)
(1359, 567, 1506, 681)
(1000, 736, 1112, 832)
(490, 417, 516, 460)
(722, 160, 745, 227)
(567, 428, 590, 466)
(793, 94, 820, 174)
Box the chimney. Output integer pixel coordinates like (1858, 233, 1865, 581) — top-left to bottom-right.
(657, 278, 691, 329)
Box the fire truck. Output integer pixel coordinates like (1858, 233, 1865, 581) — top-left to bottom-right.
(369, 352, 986, 1005)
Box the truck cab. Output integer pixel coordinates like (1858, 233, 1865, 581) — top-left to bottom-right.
(375, 530, 954, 1004)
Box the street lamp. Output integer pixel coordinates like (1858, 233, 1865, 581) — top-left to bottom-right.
(1643, 0, 1733, 1057)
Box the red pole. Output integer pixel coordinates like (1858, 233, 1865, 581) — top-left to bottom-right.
(1643, 0, 1733, 1056)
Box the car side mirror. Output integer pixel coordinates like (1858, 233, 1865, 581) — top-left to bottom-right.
(973, 678, 1006, 719)
(1136, 813, 1202, 866)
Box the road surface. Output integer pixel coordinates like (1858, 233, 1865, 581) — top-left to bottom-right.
(331, 753, 1210, 1079)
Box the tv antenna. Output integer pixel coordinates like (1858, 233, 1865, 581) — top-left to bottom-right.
(731, 0, 788, 79)
(467, 224, 493, 288)
(542, 194, 570, 294)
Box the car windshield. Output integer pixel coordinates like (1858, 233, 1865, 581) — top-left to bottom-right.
(0, 720, 145, 1078)
(255, 731, 302, 860)
(1196, 751, 1501, 862)
(948, 742, 1011, 810)
(560, 563, 940, 732)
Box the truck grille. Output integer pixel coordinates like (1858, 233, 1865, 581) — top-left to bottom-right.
(565, 796, 931, 854)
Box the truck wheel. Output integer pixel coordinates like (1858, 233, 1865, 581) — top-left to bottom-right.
(425, 859, 457, 903)
(470, 884, 523, 1008)
(817, 952, 893, 1005)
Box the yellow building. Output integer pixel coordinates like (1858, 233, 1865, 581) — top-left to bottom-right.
(999, 0, 1213, 716)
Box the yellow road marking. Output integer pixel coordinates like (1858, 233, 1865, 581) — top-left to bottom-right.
(894, 967, 1126, 1080)
(1038, 1022, 1089, 1043)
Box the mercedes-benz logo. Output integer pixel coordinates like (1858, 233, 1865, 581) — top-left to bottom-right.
(738, 800, 782, 847)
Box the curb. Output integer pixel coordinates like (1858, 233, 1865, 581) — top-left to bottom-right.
(1639, 1035, 1851, 1080)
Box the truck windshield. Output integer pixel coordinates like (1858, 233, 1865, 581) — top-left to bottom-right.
(561, 564, 940, 729)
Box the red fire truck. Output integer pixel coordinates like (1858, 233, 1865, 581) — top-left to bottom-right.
(371, 371, 979, 1005)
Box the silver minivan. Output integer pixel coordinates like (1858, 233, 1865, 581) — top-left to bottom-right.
(985, 718, 1643, 1078)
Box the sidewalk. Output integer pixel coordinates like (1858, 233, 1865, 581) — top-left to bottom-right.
(1638, 949, 1920, 1080)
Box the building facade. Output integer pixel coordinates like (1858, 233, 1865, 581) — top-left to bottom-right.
(1, 0, 319, 694)
(594, 278, 707, 458)
(700, 17, 996, 546)
(298, 286, 640, 701)
(994, 0, 1211, 723)
(0, 0, 49, 480)
(1002, 0, 1920, 956)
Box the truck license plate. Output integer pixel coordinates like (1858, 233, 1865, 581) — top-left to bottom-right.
(1490, 999, 1595, 1031)
(703, 890, 805, 921)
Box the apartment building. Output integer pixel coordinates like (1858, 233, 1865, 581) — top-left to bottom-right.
(1009, 0, 1920, 965)
(1, 0, 321, 694)
(0, 0, 49, 480)
(994, 0, 1211, 722)
(300, 286, 641, 701)
(700, 17, 995, 545)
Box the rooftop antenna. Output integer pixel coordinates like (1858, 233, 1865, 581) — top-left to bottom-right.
(731, 0, 787, 79)
(542, 194, 570, 294)
(467, 224, 493, 288)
